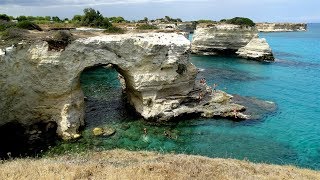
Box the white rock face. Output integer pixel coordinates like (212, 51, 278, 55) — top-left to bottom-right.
(256, 23, 307, 32)
(236, 37, 274, 61)
(191, 24, 257, 55)
(191, 24, 275, 61)
(0, 33, 247, 139)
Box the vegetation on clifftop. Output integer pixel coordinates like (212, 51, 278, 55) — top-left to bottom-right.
(220, 17, 255, 27)
(137, 24, 158, 30)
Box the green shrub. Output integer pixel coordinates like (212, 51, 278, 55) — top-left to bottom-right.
(33, 20, 51, 24)
(137, 24, 158, 30)
(104, 26, 125, 34)
(1, 28, 29, 40)
(16, 21, 42, 31)
(53, 30, 73, 42)
(221, 17, 255, 27)
(16, 16, 27, 22)
(0, 21, 16, 31)
(197, 19, 215, 23)
(0, 14, 10, 22)
(109, 16, 126, 23)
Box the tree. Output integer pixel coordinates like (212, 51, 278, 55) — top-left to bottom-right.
(72, 15, 82, 22)
(52, 16, 61, 22)
(0, 14, 10, 21)
(16, 16, 27, 22)
(81, 8, 111, 28)
(26, 16, 36, 21)
(45, 16, 51, 21)
(164, 16, 171, 22)
(221, 17, 255, 27)
(109, 16, 126, 23)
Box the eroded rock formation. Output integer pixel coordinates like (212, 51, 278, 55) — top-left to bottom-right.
(191, 24, 274, 61)
(256, 23, 307, 32)
(191, 24, 257, 55)
(0, 33, 247, 139)
(236, 36, 274, 61)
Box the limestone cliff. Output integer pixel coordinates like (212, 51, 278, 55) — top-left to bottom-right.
(191, 24, 257, 55)
(256, 23, 307, 32)
(156, 22, 196, 33)
(176, 22, 196, 33)
(0, 32, 247, 139)
(236, 37, 274, 61)
(191, 23, 274, 61)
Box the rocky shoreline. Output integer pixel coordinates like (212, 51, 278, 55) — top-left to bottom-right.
(0, 32, 263, 141)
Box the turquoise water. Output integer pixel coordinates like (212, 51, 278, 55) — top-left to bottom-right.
(48, 24, 320, 170)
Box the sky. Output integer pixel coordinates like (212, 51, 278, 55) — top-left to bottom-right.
(0, 0, 319, 23)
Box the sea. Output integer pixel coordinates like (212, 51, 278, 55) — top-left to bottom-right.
(47, 23, 320, 170)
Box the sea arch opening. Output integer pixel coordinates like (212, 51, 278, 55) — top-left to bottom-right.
(79, 63, 139, 130)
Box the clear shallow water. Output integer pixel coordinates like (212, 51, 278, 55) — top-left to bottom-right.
(47, 24, 320, 170)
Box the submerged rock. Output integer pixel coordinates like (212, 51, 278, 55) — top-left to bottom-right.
(93, 128, 104, 136)
(93, 127, 116, 137)
(231, 95, 277, 120)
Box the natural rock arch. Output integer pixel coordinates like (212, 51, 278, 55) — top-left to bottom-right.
(0, 33, 246, 140)
(0, 33, 198, 139)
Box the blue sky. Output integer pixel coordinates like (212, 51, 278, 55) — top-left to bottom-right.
(0, 0, 319, 22)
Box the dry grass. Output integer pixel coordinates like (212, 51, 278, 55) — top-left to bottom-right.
(0, 149, 319, 180)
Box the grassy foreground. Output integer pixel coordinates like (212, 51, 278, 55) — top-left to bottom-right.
(0, 149, 319, 180)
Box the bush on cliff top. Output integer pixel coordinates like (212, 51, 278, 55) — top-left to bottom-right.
(16, 21, 42, 31)
(104, 26, 126, 34)
(0, 14, 10, 22)
(197, 19, 215, 24)
(137, 24, 158, 30)
(1, 28, 29, 40)
(0, 21, 16, 31)
(221, 17, 255, 27)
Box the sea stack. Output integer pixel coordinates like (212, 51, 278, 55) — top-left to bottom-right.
(236, 36, 275, 61)
(191, 23, 274, 61)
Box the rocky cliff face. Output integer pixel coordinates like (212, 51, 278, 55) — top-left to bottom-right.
(176, 22, 197, 33)
(0, 32, 247, 139)
(156, 22, 196, 33)
(191, 24, 257, 55)
(256, 23, 307, 32)
(191, 24, 274, 61)
(236, 37, 274, 61)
